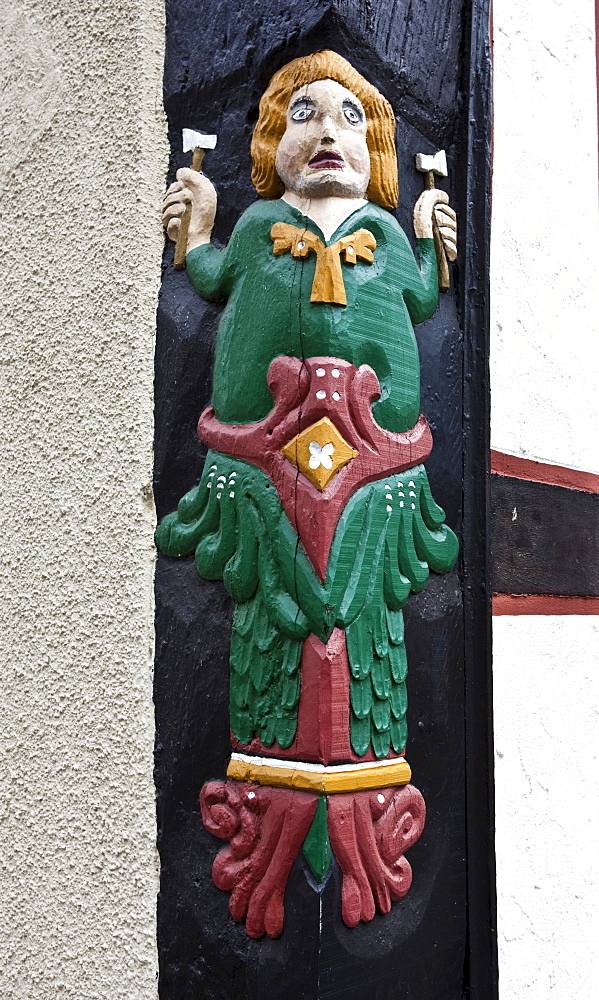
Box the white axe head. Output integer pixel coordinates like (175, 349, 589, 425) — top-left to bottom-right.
(182, 128, 218, 153)
(414, 149, 448, 177)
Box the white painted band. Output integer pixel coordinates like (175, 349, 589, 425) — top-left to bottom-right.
(229, 752, 406, 774)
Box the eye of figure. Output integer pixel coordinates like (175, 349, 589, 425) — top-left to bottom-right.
(290, 100, 315, 122)
(342, 100, 363, 125)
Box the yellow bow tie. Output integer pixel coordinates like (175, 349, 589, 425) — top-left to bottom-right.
(270, 222, 376, 306)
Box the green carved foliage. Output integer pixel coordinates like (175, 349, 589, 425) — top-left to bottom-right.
(155, 452, 458, 755)
(230, 593, 302, 749)
(302, 796, 332, 882)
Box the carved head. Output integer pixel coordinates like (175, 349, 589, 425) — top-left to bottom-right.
(251, 51, 398, 209)
(274, 78, 370, 200)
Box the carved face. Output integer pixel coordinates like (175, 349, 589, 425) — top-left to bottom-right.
(275, 79, 370, 199)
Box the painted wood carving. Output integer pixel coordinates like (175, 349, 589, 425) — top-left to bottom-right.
(157, 50, 458, 939)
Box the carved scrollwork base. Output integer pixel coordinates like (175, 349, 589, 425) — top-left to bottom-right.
(200, 780, 318, 938)
(200, 779, 425, 937)
(327, 784, 426, 928)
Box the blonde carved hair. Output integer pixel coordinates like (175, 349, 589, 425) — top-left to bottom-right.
(251, 51, 399, 210)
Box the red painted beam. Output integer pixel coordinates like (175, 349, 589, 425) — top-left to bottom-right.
(490, 450, 599, 494)
(492, 595, 599, 616)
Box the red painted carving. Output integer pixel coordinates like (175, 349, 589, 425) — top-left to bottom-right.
(198, 356, 432, 579)
(201, 780, 425, 935)
(327, 785, 426, 927)
(231, 629, 403, 764)
(294, 629, 352, 762)
(200, 780, 318, 938)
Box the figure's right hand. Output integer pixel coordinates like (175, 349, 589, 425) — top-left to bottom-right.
(162, 167, 217, 250)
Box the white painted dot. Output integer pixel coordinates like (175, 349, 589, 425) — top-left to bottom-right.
(331, 369, 340, 378)
(207, 482, 212, 488)
(397, 482, 403, 488)
(316, 389, 326, 399)
(400, 501, 404, 508)
(398, 492, 404, 498)
(216, 493, 222, 499)
(208, 471, 215, 478)
(229, 471, 237, 478)
(332, 391, 340, 401)
(297, 241, 305, 249)
(346, 246, 354, 255)
(384, 484, 391, 490)
(386, 505, 393, 513)
(377, 793, 385, 804)
(209, 465, 217, 470)
(409, 491, 416, 497)
(411, 503, 415, 509)
(408, 481, 415, 487)
(386, 494, 393, 500)
(316, 367, 326, 377)
(217, 476, 226, 483)
(229, 491, 235, 498)
(247, 791, 256, 800)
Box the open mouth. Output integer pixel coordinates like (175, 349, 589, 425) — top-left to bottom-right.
(308, 150, 346, 170)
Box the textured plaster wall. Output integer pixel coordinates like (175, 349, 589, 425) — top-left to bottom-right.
(492, 1, 599, 997)
(493, 617, 599, 999)
(0, 2, 165, 997)
(491, 0, 599, 472)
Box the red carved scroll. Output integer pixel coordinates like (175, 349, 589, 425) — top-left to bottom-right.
(327, 784, 426, 927)
(200, 780, 425, 936)
(200, 780, 318, 938)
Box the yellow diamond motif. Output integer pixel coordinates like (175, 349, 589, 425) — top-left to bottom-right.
(281, 417, 358, 491)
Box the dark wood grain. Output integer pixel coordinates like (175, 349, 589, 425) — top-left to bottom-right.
(491, 474, 599, 596)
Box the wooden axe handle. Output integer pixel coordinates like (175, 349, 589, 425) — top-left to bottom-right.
(174, 147, 207, 271)
(424, 170, 450, 292)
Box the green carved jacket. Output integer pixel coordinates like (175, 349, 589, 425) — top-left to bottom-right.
(186, 198, 438, 432)
(157, 198, 458, 759)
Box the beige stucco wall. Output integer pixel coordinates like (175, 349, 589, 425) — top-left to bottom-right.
(0, 2, 165, 997)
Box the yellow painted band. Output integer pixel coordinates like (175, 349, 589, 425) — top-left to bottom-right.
(226, 757, 411, 794)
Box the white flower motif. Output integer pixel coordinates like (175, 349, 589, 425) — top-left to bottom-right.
(308, 441, 334, 470)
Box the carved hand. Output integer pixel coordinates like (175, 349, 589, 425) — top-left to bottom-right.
(413, 188, 457, 262)
(162, 167, 217, 251)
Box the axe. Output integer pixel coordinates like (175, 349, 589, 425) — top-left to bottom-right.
(174, 128, 218, 270)
(415, 149, 451, 292)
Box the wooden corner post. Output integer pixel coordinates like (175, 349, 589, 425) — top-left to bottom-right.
(154, 3, 495, 998)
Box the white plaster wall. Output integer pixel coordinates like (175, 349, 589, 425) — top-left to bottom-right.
(492, 1, 599, 996)
(491, 0, 599, 473)
(0, 2, 165, 997)
(493, 617, 599, 1000)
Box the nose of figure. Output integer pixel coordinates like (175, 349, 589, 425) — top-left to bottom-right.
(320, 115, 337, 144)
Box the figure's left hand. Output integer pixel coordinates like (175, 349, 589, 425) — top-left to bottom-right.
(413, 189, 457, 261)
(434, 202, 457, 261)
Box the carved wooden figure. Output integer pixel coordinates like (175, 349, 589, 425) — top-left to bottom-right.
(158, 50, 458, 939)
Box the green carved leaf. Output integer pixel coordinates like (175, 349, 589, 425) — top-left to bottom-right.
(350, 714, 371, 757)
(390, 716, 408, 753)
(371, 652, 391, 700)
(350, 676, 372, 720)
(386, 606, 405, 645)
(302, 796, 331, 882)
(371, 727, 391, 759)
(389, 676, 408, 720)
(419, 473, 448, 530)
(230, 591, 302, 747)
(345, 619, 371, 680)
(280, 669, 301, 710)
(412, 509, 459, 574)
